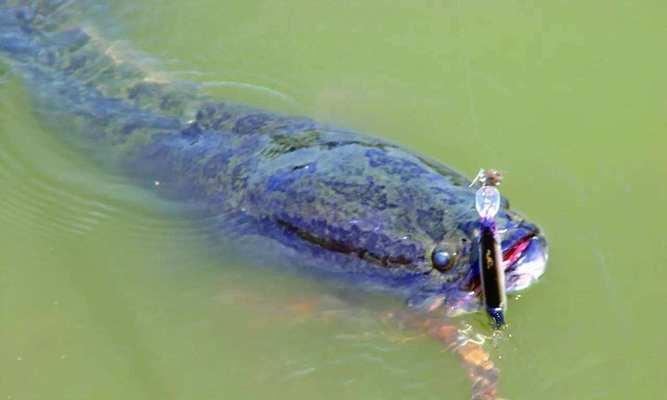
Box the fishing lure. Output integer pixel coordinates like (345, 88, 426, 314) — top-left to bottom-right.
(471, 169, 506, 327)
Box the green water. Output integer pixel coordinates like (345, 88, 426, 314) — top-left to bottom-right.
(1, 1, 666, 399)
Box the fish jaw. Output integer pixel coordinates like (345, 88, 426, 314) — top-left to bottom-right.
(440, 224, 548, 317)
(505, 233, 548, 293)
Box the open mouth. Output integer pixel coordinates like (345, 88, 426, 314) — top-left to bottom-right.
(503, 233, 536, 270)
(443, 231, 547, 317)
(503, 233, 548, 292)
(462, 229, 548, 294)
(446, 219, 548, 317)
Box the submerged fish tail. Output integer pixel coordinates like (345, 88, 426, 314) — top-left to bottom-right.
(0, 1, 325, 199)
(0, 1, 207, 157)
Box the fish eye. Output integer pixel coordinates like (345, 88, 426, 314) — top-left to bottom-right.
(431, 249, 457, 272)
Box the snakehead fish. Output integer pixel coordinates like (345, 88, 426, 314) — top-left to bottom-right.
(0, 1, 547, 332)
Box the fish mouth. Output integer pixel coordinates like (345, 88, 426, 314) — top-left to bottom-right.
(503, 231, 548, 293)
(443, 223, 547, 317)
(460, 224, 548, 294)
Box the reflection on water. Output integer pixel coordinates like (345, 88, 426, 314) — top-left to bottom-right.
(1, 0, 667, 399)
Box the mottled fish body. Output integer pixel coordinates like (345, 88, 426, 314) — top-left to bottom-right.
(0, 1, 547, 315)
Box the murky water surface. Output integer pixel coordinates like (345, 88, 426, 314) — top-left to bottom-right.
(1, 1, 666, 399)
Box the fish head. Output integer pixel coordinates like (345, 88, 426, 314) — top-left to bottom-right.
(422, 203, 548, 317)
(252, 136, 547, 318)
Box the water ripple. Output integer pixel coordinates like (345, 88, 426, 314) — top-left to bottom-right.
(0, 94, 218, 245)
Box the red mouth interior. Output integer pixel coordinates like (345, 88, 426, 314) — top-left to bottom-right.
(467, 234, 537, 293)
(503, 235, 534, 268)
